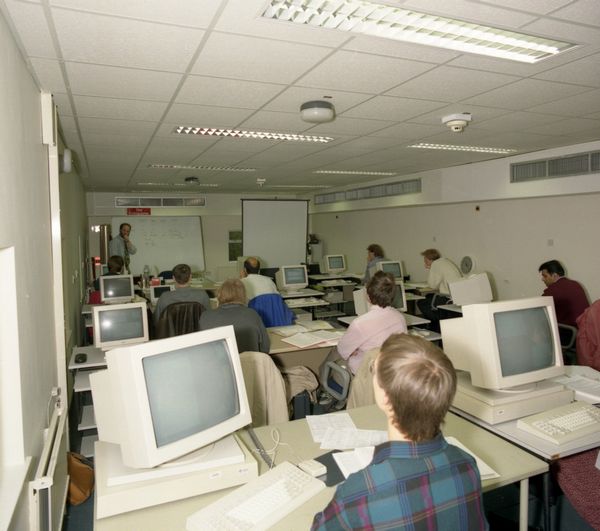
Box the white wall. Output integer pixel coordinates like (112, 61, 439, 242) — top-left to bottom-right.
(0, 10, 59, 529)
(311, 193, 600, 303)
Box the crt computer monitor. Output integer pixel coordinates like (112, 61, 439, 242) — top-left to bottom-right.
(92, 302, 149, 350)
(376, 260, 404, 281)
(353, 282, 406, 314)
(441, 296, 564, 391)
(323, 254, 346, 274)
(275, 265, 308, 292)
(90, 325, 251, 469)
(150, 284, 175, 304)
(448, 273, 493, 306)
(100, 274, 135, 304)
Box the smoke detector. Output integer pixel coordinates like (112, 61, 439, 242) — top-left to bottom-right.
(442, 113, 472, 133)
(184, 176, 200, 184)
(256, 177, 266, 187)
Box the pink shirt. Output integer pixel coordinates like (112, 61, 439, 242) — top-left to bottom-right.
(337, 306, 407, 374)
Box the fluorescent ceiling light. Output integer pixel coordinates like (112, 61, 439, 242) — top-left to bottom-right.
(262, 0, 577, 63)
(314, 170, 396, 175)
(148, 164, 256, 172)
(137, 182, 219, 187)
(174, 126, 333, 143)
(269, 184, 332, 188)
(408, 143, 517, 154)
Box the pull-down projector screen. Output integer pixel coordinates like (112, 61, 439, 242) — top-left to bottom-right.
(242, 199, 308, 268)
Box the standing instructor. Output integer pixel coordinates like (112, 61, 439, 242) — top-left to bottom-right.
(109, 222, 137, 274)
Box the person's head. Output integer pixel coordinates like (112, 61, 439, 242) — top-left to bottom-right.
(373, 334, 457, 442)
(539, 260, 565, 287)
(421, 248, 441, 269)
(106, 255, 124, 274)
(366, 271, 397, 308)
(119, 223, 132, 239)
(367, 244, 384, 261)
(172, 263, 192, 286)
(243, 257, 260, 276)
(218, 279, 247, 305)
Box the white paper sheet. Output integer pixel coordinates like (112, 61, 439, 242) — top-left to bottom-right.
(320, 428, 388, 450)
(306, 412, 356, 443)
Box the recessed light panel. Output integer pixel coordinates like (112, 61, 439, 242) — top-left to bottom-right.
(262, 0, 576, 63)
(408, 143, 517, 154)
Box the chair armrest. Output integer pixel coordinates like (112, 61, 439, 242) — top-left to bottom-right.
(558, 323, 577, 350)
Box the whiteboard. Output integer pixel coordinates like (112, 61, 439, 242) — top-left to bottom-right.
(242, 200, 308, 268)
(111, 217, 205, 275)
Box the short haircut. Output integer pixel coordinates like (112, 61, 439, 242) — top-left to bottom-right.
(539, 260, 564, 277)
(243, 257, 260, 275)
(119, 222, 131, 231)
(172, 263, 192, 284)
(376, 334, 457, 442)
(218, 279, 247, 305)
(107, 255, 124, 274)
(367, 243, 384, 258)
(421, 248, 441, 261)
(366, 271, 396, 308)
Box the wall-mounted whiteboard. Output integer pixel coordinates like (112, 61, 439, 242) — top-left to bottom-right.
(111, 217, 205, 275)
(242, 199, 308, 268)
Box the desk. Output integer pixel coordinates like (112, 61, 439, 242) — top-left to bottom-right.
(280, 288, 324, 298)
(438, 303, 462, 314)
(268, 329, 335, 373)
(95, 405, 548, 531)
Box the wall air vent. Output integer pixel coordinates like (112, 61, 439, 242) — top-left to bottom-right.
(314, 178, 421, 205)
(115, 196, 206, 208)
(511, 150, 600, 183)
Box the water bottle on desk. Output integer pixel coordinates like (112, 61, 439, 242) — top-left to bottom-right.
(142, 265, 150, 288)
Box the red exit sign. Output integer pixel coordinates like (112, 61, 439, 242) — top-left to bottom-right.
(127, 207, 151, 215)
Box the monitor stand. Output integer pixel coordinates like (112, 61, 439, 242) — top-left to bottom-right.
(454, 371, 573, 425)
(95, 433, 258, 519)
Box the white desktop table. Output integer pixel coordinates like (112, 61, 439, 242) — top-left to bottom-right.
(94, 405, 548, 531)
(338, 312, 431, 328)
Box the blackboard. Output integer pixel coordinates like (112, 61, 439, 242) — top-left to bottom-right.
(111, 217, 205, 276)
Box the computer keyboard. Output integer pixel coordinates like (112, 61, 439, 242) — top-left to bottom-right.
(516, 401, 600, 445)
(186, 461, 326, 531)
(286, 297, 322, 307)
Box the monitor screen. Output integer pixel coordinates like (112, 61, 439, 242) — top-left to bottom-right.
(92, 302, 149, 350)
(324, 255, 346, 274)
(377, 260, 403, 279)
(440, 296, 563, 391)
(90, 326, 251, 469)
(275, 265, 307, 292)
(150, 284, 174, 304)
(100, 274, 134, 304)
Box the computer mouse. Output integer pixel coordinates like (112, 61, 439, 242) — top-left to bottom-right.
(75, 353, 87, 364)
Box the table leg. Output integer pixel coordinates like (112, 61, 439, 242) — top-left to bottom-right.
(543, 471, 552, 531)
(519, 478, 528, 531)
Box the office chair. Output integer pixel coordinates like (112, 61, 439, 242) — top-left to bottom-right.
(158, 270, 174, 280)
(557, 323, 577, 365)
(239, 351, 289, 427)
(248, 293, 294, 327)
(155, 301, 203, 339)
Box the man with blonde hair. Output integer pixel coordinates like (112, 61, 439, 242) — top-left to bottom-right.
(200, 278, 270, 354)
(313, 334, 488, 530)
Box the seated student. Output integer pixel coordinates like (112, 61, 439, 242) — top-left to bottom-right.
(200, 279, 270, 354)
(363, 243, 386, 284)
(336, 271, 407, 374)
(240, 257, 279, 301)
(312, 334, 488, 531)
(539, 259, 589, 328)
(93, 255, 124, 291)
(153, 263, 210, 325)
(417, 248, 462, 331)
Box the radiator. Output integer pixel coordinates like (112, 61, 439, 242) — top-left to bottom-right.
(29, 403, 69, 531)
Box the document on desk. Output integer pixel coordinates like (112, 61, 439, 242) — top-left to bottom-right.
(269, 324, 309, 337)
(301, 320, 334, 331)
(550, 374, 600, 403)
(446, 437, 499, 480)
(281, 330, 343, 348)
(307, 412, 356, 443)
(320, 428, 388, 450)
(333, 447, 375, 479)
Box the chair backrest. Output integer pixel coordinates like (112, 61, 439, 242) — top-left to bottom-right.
(347, 348, 380, 409)
(558, 323, 577, 365)
(248, 293, 294, 327)
(239, 351, 289, 427)
(158, 270, 173, 280)
(155, 301, 203, 339)
(576, 300, 600, 371)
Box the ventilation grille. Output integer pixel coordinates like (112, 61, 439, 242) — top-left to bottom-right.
(511, 150, 600, 183)
(115, 196, 206, 207)
(314, 178, 421, 205)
